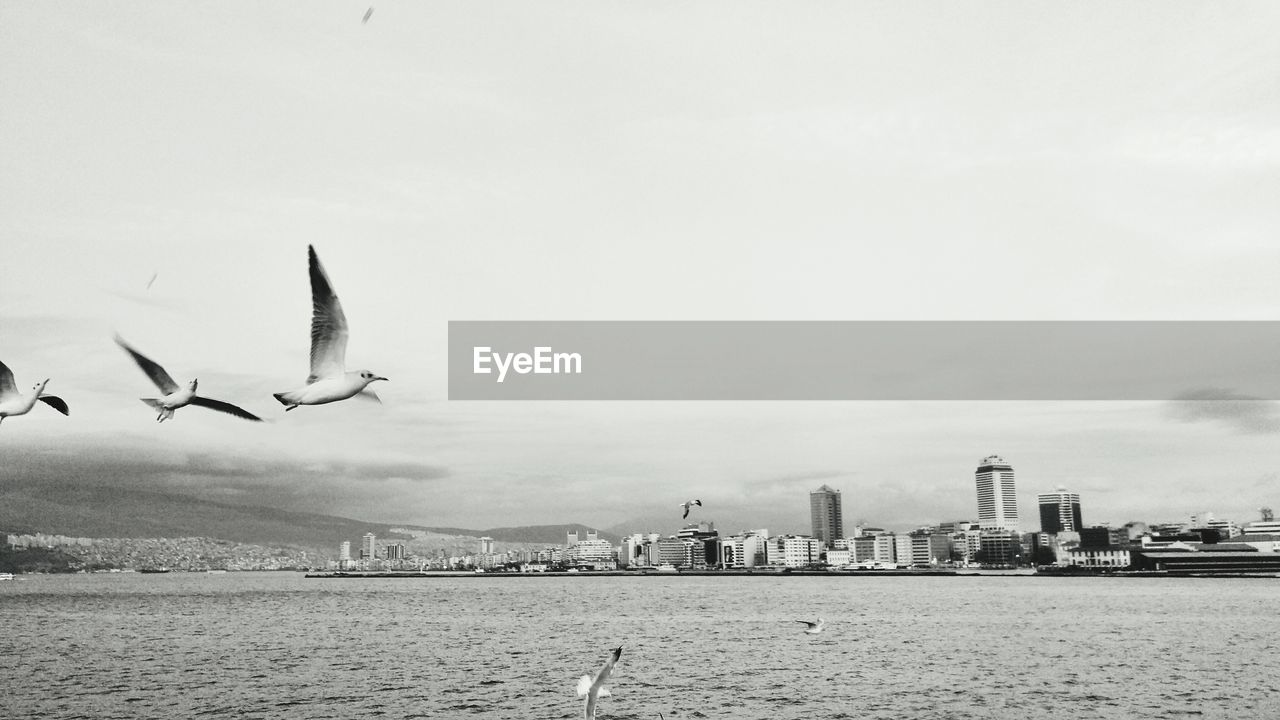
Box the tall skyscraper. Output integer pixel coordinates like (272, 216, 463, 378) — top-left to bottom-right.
(361, 532, 376, 560)
(809, 485, 844, 548)
(1038, 486, 1082, 534)
(479, 536, 494, 554)
(975, 455, 1019, 532)
(339, 541, 351, 562)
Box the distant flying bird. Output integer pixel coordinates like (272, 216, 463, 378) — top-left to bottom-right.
(679, 499, 702, 519)
(577, 646, 622, 720)
(146, 271, 158, 290)
(273, 245, 387, 411)
(796, 618, 825, 634)
(363, 6, 374, 23)
(115, 335, 263, 423)
(0, 361, 69, 425)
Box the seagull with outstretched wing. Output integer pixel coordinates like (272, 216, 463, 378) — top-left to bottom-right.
(577, 646, 622, 720)
(0, 360, 69, 425)
(796, 618, 825, 634)
(115, 336, 262, 423)
(679, 499, 702, 519)
(273, 245, 387, 411)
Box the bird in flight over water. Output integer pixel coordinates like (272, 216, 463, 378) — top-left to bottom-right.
(115, 335, 262, 423)
(576, 645, 622, 720)
(273, 245, 387, 411)
(363, 7, 374, 23)
(796, 618, 825, 634)
(679, 499, 702, 519)
(0, 360, 69, 425)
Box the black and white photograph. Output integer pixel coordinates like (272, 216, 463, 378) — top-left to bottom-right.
(3, 3, 1279, 719)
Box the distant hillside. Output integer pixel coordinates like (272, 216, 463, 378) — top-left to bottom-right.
(0, 484, 618, 555)
(460, 523, 621, 546)
(0, 484, 412, 554)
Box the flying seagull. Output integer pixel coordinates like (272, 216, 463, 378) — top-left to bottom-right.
(577, 646, 622, 720)
(679, 499, 702, 519)
(796, 618, 825, 634)
(273, 245, 387, 410)
(115, 335, 263, 423)
(0, 360, 69, 425)
(363, 7, 374, 23)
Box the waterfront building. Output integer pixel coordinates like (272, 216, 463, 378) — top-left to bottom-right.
(851, 535, 876, 564)
(718, 537, 745, 568)
(339, 541, 351, 562)
(893, 535, 913, 566)
(977, 530, 1022, 566)
(809, 485, 844, 549)
(975, 455, 1019, 532)
(872, 534, 896, 566)
(825, 549, 852, 567)
(1129, 547, 1280, 574)
(361, 533, 376, 560)
(740, 532, 770, 567)
(908, 532, 952, 565)
(1242, 519, 1280, 535)
(677, 522, 719, 568)
(385, 543, 406, 561)
(479, 536, 494, 555)
(1038, 487, 1083, 534)
(1066, 546, 1132, 568)
(769, 535, 822, 567)
(566, 538, 615, 569)
(567, 531, 579, 546)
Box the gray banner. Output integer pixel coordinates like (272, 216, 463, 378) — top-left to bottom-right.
(448, 321, 1280, 400)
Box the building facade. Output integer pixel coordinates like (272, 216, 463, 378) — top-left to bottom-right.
(1038, 486, 1083, 534)
(810, 485, 844, 549)
(975, 455, 1019, 532)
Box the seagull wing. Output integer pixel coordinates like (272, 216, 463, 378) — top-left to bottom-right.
(593, 646, 621, 689)
(306, 245, 348, 384)
(114, 336, 179, 393)
(0, 360, 16, 399)
(189, 396, 264, 422)
(37, 395, 70, 416)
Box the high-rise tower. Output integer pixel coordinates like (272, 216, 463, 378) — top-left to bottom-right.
(1038, 486, 1082, 534)
(975, 456, 1019, 532)
(809, 485, 844, 548)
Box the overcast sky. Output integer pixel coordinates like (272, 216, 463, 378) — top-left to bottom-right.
(3, 2, 1279, 536)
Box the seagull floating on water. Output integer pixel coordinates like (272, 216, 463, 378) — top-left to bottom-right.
(679, 499, 702, 519)
(576, 646, 621, 720)
(273, 245, 387, 411)
(796, 618, 825, 634)
(115, 336, 263, 423)
(0, 360, 69, 425)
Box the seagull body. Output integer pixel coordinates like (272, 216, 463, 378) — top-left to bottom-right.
(577, 646, 622, 720)
(0, 361, 69, 425)
(797, 618, 825, 634)
(363, 6, 374, 23)
(273, 245, 386, 410)
(680, 499, 702, 519)
(115, 336, 262, 423)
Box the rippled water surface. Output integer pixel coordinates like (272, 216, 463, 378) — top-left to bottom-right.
(2, 573, 1278, 719)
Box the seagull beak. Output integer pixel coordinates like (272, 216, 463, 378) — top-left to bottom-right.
(376, 376, 388, 382)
